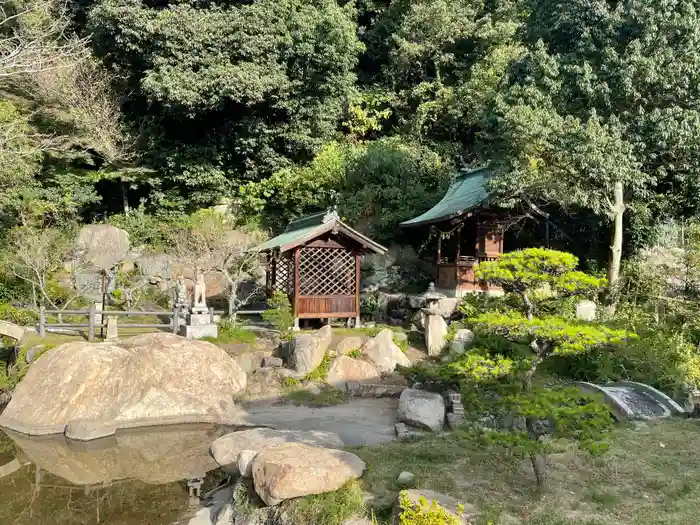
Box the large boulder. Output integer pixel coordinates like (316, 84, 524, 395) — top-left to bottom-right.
(252, 442, 366, 506)
(424, 313, 448, 356)
(210, 428, 344, 473)
(326, 356, 381, 388)
(395, 489, 479, 525)
(336, 336, 364, 355)
(74, 224, 130, 270)
(0, 333, 246, 438)
(135, 253, 173, 280)
(398, 389, 445, 431)
(290, 325, 332, 374)
(361, 329, 410, 375)
(230, 350, 272, 374)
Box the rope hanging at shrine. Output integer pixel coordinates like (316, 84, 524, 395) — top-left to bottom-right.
(432, 222, 464, 240)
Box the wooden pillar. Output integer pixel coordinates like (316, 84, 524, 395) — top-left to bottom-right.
(88, 303, 96, 341)
(39, 306, 46, 338)
(293, 248, 300, 330)
(355, 253, 361, 327)
(269, 257, 276, 295)
(436, 235, 442, 263)
(173, 306, 179, 334)
(455, 225, 461, 285)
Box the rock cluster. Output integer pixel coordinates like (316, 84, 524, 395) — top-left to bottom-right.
(210, 427, 365, 507)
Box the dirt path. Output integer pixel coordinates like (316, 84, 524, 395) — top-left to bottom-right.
(233, 397, 398, 446)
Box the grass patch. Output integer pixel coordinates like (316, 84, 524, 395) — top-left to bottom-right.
(353, 418, 700, 525)
(334, 324, 406, 339)
(346, 349, 362, 358)
(302, 352, 332, 381)
(285, 479, 365, 525)
(283, 385, 347, 407)
(587, 488, 621, 509)
(201, 326, 257, 345)
(282, 376, 299, 388)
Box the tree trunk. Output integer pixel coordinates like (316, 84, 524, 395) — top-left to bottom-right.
(526, 417, 547, 488)
(521, 292, 535, 321)
(605, 181, 624, 314)
(529, 453, 547, 487)
(120, 179, 130, 216)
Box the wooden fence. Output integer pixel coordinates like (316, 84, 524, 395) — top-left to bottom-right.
(38, 306, 267, 341)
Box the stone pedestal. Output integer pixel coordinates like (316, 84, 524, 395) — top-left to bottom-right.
(105, 315, 119, 342)
(180, 324, 218, 339)
(179, 313, 218, 339)
(423, 310, 448, 356)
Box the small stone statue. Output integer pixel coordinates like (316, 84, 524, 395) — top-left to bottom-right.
(193, 271, 207, 312)
(427, 282, 436, 293)
(174, 275, 188, 308)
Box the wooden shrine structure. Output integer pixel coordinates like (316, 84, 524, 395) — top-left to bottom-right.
(401, 166, 504, 296)
(253, 210, 387, 327)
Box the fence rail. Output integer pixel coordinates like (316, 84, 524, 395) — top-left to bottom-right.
(38, 305, 267, 341)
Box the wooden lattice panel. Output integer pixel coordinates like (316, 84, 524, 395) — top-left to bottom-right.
(272, 256, 294, 295)
(299, 247, 355, 296)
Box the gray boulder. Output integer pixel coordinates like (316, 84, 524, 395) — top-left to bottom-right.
(74, 224, 130, 270)
(210, 428, 344, 473)
(231, 351, 271, 374)
(290, 325, 332, 374)
(252, 442, 365, 506)
(135, 253, 172, 280)
(361, 329, 410, 375)
(336, 336, 364, 355)
(398, 388, 445, 431)
(0, 333, 246, 438)
(326, 356, 381, 388)
(237, 450, 257, 478)
(262, 356, 284, 368)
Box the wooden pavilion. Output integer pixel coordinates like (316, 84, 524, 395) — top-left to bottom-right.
(253, 209, 387, 328)
(400, 166, 504, 296)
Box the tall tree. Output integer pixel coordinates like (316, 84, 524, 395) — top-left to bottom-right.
(87, 0, 363, 211)
(360, 0, 522, 152)
(485, 0, 700, 307)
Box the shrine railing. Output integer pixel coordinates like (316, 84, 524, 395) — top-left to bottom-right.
(296, 295, 357, 319)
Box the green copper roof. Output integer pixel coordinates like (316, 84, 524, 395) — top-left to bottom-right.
(400, 166, 491, 227)
(252, 210, 386, 254)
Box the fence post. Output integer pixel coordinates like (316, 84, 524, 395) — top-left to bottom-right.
(209, 307, 214, 324)
(39, 306, 46, 338)
(173, 306, 179, 334)
(88, 304, 95, 341)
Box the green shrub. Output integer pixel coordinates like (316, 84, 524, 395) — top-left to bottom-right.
(397, 491, 463, 525)
(0, 303, 37, 325)
(394, 337, 408, 353)
(108, 207, 186, 249)
(201, 325, 258, 345)
(286, 479, 364, 525)
(282, 376, 299, 388)
(545, 329, 700, 399)
(346, 349, 361, 358)
(263, 291, 294, 339)
(303, 352, 332, 381)
(360, 292, 381, 320)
